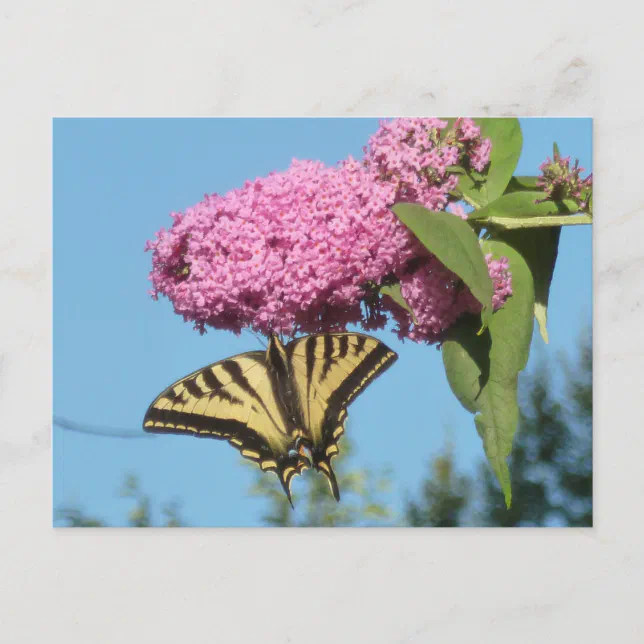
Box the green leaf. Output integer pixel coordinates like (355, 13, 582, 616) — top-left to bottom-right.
(458, 118, 523, 207)
(504, 176, 540, 194)
(392, 203, 494, 328)
(497, 228, 561, 344)
(469, 191, 579, 221)
(380, 284, 418, 324)
(442, 239, 535, 507)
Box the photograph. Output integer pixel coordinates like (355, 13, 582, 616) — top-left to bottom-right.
(53, 117, 592, 527)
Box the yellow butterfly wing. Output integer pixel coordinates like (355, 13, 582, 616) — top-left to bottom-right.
(287, 333, 398, 500)
(143, 351, 305, 502)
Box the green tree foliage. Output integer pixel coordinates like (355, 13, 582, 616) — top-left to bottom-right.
(248, 437, 395, 527)
(407, 330, 592, 527)
(479, 330, 592, 527)
(55, 508, 106, 527)
(56, 474, 184, 527)
(405, 444, 471, 527)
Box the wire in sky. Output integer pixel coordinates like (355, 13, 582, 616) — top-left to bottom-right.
(53, 415, 155, 439)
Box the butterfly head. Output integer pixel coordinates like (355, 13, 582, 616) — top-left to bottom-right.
(278, 444, 311, 509)
(288, 436, 312, 469)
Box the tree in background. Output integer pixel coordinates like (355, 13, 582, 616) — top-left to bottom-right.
(405, 443, 471, 527)
(56, 474, 184, 527)
(56, 442, 394, 527)
(248, 436, 395, 527)
(406, 330, 592, 527)
(55, 508, 107, 527)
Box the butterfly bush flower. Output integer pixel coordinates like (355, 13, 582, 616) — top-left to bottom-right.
(453, 117, 493, 173)
(537, 152, 593, 211)
(362, 117, 492, 211)
(147, 159, 415, 337)
(146, 118, 511, 344)
(362, 118, 458, 212)
(448, 203, 469, 221)
(386, 254, 512, 343)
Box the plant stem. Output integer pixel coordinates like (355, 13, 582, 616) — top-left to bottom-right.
(473, 214, 592, 230)
(461, 193, 482, 209)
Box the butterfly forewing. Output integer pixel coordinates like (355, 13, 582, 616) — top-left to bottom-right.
(143, 351, 302, 495)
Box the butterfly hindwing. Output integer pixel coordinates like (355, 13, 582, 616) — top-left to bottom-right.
(286, 333, 398, 499)
(143, 350, 304, 502)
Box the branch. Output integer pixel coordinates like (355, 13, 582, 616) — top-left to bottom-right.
(474, 214, 592, 230)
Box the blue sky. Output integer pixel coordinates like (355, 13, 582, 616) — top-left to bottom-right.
(53, 118, 592, 527)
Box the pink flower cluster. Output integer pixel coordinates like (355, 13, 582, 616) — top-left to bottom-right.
(488, 254, 513, 310)
(146, 159, 414, 336)
(146, 118, 510, 344)
(387, 254, 512, 343)
(454, 117, 493, 172)
(362, 117, 492, 212)
(537, 152, 593, 210)
(363, 118, 459, 212)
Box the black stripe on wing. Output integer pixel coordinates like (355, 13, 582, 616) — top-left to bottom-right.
(353, 335, 367, 357)
(220, 359, 286, 434)
(304, 335, 316, 428)
(321, 340, 397, 432)
(338, 335, 350, 360)
(320, 334, 335, 383)
(144, 406, 249, 441)
(199, 369, 244, 404)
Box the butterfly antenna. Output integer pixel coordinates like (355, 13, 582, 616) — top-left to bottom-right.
(243, 329, 267, 349)
(257, 331, 268, 349)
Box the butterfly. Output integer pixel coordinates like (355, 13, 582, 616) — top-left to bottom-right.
(143, 332, 398, 506)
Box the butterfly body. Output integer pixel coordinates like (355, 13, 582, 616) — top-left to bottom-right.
(264, 335, 305, 436)
(143, 332, 398, 505)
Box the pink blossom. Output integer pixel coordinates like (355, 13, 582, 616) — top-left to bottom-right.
(537, 151, 593, 210)
(448, 203, 469, 221)
(454, 117, 492, 172)
(146, 119, 512, 344)
(385, 253, 512, 344)
(147, 159, 415, 337)
(487, 254, 513, 310)
(470, 138, 492, 172)
(455, 117, 481, 141)
(362, 118, 458, 212)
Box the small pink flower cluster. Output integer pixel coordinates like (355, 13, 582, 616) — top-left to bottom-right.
(387, 253, 512, 343)
(487, 254, 513, 310)
(146, 119, 510, 343)
(453, 117, 493, 173)
(537, 153, 593, 210)
(363, 118, 492, 212)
